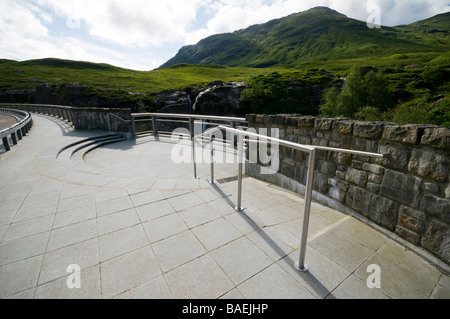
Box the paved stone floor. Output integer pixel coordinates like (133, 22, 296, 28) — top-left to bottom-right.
(0, 114, 18, 131)
(0, 114, 449, 299)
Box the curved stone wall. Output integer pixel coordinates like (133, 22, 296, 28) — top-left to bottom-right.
(245, 114, 450, 265)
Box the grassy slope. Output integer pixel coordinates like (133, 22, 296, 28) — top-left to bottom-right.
(0, 58, 280, 92)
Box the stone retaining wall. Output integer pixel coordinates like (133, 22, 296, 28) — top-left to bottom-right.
(245, 114, 450, 265)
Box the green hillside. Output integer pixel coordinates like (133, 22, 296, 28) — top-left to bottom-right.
(160, 7, 450, 68)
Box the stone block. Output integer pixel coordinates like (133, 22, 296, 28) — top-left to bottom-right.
(380, 170, 422, 208)
(345, 186, 372, 216)
(424, 182, 440, 194)
(332, 120, 353, 135)
(382, 125, 422, 144)
(408, 148, 450, 183)
(313, 172, 329, 194)
(421, 127, 450, 151)
(273, 115, 286, 126)
(351, 160, 363, 170)
(280, 162, 295, 180)
(367, 182, 380, 193)
(420, 195, 450, 223)
(345, 168, 368, 187)
(362, 163, 384, 175)
(398, 205, 428, 222)
(398, 210, 426, 234)
(319, 160, 337, 176)
(254, 114, 265, 124)
(336, 170, 346, 180)
(378, 142, 411, 171)
(245, 114, 256, 123)
(285, 116, 299, 127)
(297, 117, 316, 128)
(421, 219, 450, 263)
(334, 153, 352, 166)
(352, 138, 379, 153)
(315, 118, 333, 131)
(368, 194, 399, 231)
(368, 173, 383, 184)
(353, 122, 384, 139)
(395, 225, 421, 245)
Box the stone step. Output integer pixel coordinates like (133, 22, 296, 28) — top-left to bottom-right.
(56, 133, 123, 162)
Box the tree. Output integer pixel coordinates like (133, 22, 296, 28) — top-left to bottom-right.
(320, 67, 392, 119)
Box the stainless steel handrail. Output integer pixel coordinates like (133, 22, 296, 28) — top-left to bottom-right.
(131, 112, 247, 139)
(194, 125, 385, 272)
(0, 108, 33, 152)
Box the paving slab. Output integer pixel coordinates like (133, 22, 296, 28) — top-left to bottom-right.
(0, 113, 449, 300)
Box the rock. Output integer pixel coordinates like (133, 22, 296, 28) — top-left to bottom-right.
(378, 142, 411, 171)
(421, 128, 450, 151)
(192, 81, 248, 116)
(332, 120, 353, 135)
(345, 168, 368, 187)
(345, 186, 372, 216)
(380, 170, 422, 208)
(398, 207, 426, 234)
(368, 194, 399, 231)
(420, 195, 450, 223)
(353, 121, 384, 139)
(382, 124, 423, 144)
(362, 163, 384, 175)
(408, 148, 450, 182)
(395, 226, 421, 245)
(421, 219, 450, 264)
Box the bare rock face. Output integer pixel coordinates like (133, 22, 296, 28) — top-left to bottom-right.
(192, 81, 248, 117)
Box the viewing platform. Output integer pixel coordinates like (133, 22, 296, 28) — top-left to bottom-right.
(0, 113, 449, 299)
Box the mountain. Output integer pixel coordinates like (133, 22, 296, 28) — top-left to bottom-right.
(160, 7, 450, 68)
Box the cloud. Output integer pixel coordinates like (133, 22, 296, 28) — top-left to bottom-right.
(185, 0, 450, 44)
(35, 0, 204, 47)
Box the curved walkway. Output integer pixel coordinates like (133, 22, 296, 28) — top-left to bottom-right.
(0, 114, 18, 131)
(0, 114, 449, 299)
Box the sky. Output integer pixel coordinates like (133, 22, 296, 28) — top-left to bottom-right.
(1, 0, 449, 71)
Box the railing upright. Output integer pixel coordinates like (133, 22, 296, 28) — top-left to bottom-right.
(194, 125, 384, 273)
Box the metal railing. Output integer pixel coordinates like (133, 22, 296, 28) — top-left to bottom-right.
(194, 125, 385, 272)
(131, 112, 247, 137)
(0, 108, 33, 152)
(132, 112, 248, 178)
(0, 104, 74, 123)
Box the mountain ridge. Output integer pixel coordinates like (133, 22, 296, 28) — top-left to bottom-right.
(160, 6, 450, 69)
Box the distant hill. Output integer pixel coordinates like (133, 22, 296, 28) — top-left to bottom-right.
(160, 7, 450, 68)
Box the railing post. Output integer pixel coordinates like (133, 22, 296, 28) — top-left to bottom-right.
(295, 148, 317, 272)
(2, 137, 10, 152)
(235, 133, 244, 211)
(152, 116, 158, 137)
(131, 116, 136, 138)
(190, 118, 198, 179)
(210, 135, 215, 184)
(11, 131, 18, 145)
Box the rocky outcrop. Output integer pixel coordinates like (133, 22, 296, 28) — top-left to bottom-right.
(191, 81, 248, 116)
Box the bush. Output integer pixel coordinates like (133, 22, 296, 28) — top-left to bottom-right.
(320, 66, 392, 118)
(390, 98, 431, 125)
(354, 106, 383, 121)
